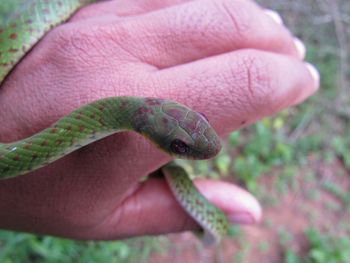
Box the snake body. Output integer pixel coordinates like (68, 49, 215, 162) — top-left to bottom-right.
(0, 0, 94, 82)
(0, 1, 229, 244)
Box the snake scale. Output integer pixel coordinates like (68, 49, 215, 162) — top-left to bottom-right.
(0, 0, 229, 244)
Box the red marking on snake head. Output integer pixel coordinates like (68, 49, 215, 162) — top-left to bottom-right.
(136, 107, 152, 116)
(9, 33, 17, 40)
(166, 108, 183, 120)
(181, 119, 197, 132)
(144, 98, 162, 106)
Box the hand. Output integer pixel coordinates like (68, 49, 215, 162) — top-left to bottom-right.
(0, 0, 318, 239)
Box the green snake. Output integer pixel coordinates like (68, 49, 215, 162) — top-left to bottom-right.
(0, 0, 229, 245)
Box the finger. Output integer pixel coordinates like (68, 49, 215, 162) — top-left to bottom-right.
(97, 0, 300, 68)
(90, 178, 261, 239)
(72, 0, 193, 20)
(153, 50, 319, 135)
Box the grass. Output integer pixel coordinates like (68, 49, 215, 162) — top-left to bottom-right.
(303, 228, 350, 263)
(281, 228, 350, 263)
(0, 232, 168, 263)
(321, 180, 350, 210)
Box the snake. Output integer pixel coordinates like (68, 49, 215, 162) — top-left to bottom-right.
(0, 0, 230, 245)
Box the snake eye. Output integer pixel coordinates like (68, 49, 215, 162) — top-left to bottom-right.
(170, 139, 189, 154)
(198, 112, 209, 122)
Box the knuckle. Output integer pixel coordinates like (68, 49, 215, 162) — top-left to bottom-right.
(227, 51, 277, 115)
(212, 0, 257, 39)
(48, 24, 99, 65)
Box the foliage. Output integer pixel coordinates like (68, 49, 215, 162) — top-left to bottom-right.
(321, 180, 350, 210)
(0, 231, 166, 263)
(279, 228, 350, 263)
(229, 115, 321, 193)
(331, 136, 350, 169)
(302, 228, 350, 263)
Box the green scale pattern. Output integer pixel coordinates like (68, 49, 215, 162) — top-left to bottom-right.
(163, 163, 229, 244)
(0, 0, 94, 82)
(0, 97, 138, 178)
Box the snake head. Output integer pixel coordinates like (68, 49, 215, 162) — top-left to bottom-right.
(131, 98, 221, 160)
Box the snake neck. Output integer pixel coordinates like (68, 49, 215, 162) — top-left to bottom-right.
(0, 97, 155, 179)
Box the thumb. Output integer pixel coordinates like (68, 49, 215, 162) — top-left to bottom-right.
(90, 178, 262, 240)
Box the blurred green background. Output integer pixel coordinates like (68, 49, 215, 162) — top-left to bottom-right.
(1, 0, 350, 262)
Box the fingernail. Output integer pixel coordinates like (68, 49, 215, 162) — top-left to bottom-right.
(305, 62, 320, 89)
(264, 9, 283, 24)
(293, 37, 306, 60)
(228, 212, 255, 224)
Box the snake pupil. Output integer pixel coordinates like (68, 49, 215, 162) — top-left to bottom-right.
(170, 139, 189, 154)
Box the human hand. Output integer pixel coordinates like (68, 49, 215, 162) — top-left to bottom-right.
(0, 0, 319, 239)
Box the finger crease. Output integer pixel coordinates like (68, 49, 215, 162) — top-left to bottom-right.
(221, 2, 241, 38)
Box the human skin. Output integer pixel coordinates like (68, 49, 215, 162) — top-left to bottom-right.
(0, 0, 318, 240)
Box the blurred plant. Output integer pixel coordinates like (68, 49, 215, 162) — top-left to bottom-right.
(303, 228, 350, 263)
(0, 231, 167, 263)
(321, 180, 350, 210)
(331, 136, 350, 169)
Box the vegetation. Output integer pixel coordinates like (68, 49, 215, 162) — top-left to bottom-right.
(0, 232, 168, 263)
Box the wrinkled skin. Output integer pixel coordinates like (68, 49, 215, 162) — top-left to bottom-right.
(0, 0, 318, 240)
